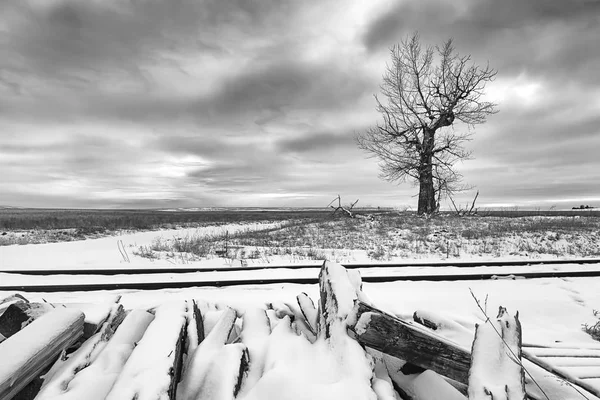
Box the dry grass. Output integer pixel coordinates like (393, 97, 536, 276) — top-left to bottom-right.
(583, 310, 600, 342)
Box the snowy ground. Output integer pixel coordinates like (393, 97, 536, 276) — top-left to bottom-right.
(2, 217, 600, 398)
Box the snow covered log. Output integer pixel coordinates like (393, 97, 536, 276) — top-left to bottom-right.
(318, 261, 364, 339)
(105, 302, 187, 400)
(0, 309, 85, 400)
(468, 307, 525, 400)
(33, 309, 155, 400)
(348, 300, 472, 385)
(315, 261, 378, 400)
(296, 293, 318, 335)
(0, 302, 53, 343)
(177, 307, 249, 400)
(237, 308, 271, 395)
(34, 302, 127, 399)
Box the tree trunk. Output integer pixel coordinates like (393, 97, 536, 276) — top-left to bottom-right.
(418, 129, 437, 215)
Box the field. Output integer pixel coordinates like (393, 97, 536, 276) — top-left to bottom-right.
(3, 208, 600, 399)
(2, 208, 600, 263)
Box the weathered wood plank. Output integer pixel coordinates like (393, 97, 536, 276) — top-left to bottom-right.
(0, 309, 84, 400)
(523, 350, 600, 398)
(349, 300, 472, 385)
(350, 300, 600, 400)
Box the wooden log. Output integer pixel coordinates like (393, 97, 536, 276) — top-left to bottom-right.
(284, 300, 316, 342)
(349, 300, 472, 385)
(467, 307, 525, 400)
(349, 301, 600, 400)
(178, 308, 241, 400)
(35, 303, 126, 399)
(183, 299, 205, 364)
(238, 308, 271, 396)
(34, 309, 155, 400)
(318, 261, 361, 339)
(0, 309, 84, 400)
(317, 262, 378, 399)
(0, 302, 53, 343)
(296, 293, 318, 335)
(522, 350, 600, 399)
(105, 302, 187, 400)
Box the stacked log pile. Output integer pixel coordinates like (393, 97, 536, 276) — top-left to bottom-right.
(0, 261, 599, 400)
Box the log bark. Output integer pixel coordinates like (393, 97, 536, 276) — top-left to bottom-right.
(0, 309, 84, 400)
(348, 301, 472, 385)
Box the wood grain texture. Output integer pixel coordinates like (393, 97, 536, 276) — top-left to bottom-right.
(349, 301, 472, 385)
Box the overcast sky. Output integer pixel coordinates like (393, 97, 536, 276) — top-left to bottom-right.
(1, 0, 599, 209)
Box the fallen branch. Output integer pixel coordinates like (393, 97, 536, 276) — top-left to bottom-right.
(328, 195, 359, 218)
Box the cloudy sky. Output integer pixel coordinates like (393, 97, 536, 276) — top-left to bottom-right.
(1, 0, 599, 209)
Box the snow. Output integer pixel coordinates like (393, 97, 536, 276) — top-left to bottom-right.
(40, 310, 155, 400)
(105, 302, 187, 400)
(2, 224, 600, 399)
(468, 308, 525, 399)
(177, 308, 240, 400)
(0, 308, 84, 385)
(0, 222, 286, 271)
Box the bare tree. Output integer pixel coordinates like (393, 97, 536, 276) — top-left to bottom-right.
(357, 33, 497, 215)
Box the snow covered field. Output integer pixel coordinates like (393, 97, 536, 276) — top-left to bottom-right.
(2, 215, 600, 399)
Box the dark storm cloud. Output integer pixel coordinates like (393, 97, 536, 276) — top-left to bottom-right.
(2, 0, 600, 208)
(363, 0, 600, 82)
(0, 0, 296, 87)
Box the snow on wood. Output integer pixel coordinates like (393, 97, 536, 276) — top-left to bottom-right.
(525, 347, 600, 358)
(296, 293, 318, 335)
(243, 316, 376, 400)
(35, 302, 126, 399)
(0, 302, 53, 343)
(372, 349, 466, 400)
(412, 309, 474, 347)
(177, 308, 247, 400)
(238, 308, 271, 396)
(467, 307, 525, 400)
(181, 343, 248, 400)
(266, 301, 294, 320)
(282, 300, 316, 342)
(522, 350, 600, 399)
(36, 309, 155, 400)
(0, 309, 84, 400)
(315, 261, 377, 399)
(370, 353, 400, 400)
(317, 261, 361, 339)
(265, 309, 279, 329)
(184, 300, 204, 359)
(203, 309, 240, 343)
(348, 300, 472, 385)
(105, 302, 187, 400)
(521, 358, 600, 400)
(541, 357, 600, 367)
